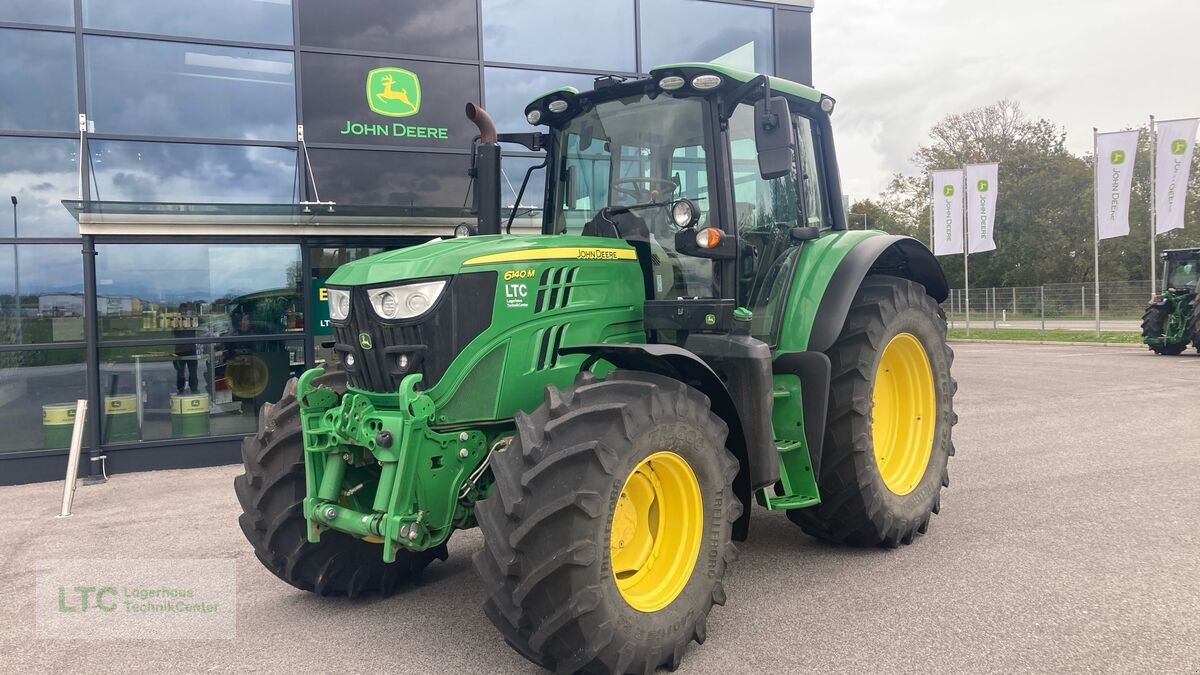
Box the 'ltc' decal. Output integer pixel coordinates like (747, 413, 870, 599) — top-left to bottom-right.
(504, 282, 528, 309)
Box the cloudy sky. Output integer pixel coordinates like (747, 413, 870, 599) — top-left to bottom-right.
(811, 0, 1200, 200)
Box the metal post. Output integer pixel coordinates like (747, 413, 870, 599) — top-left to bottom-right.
(1012, 286, 1017, 316)
(992, 287, 997, 329)
(1093, 128, 1102, 337)
(58, 400, 88, 518)
(10, 196, 21, 343)
(1040, 285, 1045, 333)
(1081, 285, 1086, 317)
(1149, 115, 1158, 298)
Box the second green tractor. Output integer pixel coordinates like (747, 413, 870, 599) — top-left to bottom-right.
(236, 63, 957, 673)
(1141, 248, 1200, 355)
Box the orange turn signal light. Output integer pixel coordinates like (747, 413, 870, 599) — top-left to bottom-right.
(695, 227, 723, 249)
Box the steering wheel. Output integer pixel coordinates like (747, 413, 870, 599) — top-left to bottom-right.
(611, 177, 678, 203)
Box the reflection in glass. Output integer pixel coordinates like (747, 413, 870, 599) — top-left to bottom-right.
(500, 155, 547, 215)
(100, 339, 304, 443)
(297, 0, 478, 59)
(83, 0, 293, 45)
(95, 243, 302, 340)
(84, 36, 296, 140)
(89, 141, 298, 203)
(484, 68, 598, 134)
(308, 149, 472, 208)
(0, 137, 80, 237)
(0, 0, 74, 26)
(640, 0, 774, 74)
(0, 349, 86, 452)
(0, 245, 86, 345)
(482, 0, 634, 71)
(0, 29, 78, 131)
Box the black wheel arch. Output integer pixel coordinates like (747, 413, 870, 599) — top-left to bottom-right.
(809, 235, 949, 353)
(560, 343, 754, 540)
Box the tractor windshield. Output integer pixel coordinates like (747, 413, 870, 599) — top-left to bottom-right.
(549, 93, 717, 298)
(1164, 258, 1199, 291)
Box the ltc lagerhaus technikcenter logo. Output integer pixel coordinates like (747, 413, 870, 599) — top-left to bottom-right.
(340, 67, 449, 140)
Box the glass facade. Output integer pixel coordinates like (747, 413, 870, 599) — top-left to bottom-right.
(0, 0, 812, 482)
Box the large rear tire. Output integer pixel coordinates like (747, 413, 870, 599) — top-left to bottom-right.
(788, 275, 956, 547)
(1141, 303, 1187, 355)
(235, 371, 447, 597)
(474, 370, 740, 674)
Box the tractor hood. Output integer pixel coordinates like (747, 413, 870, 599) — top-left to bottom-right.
(326, 235, 638, 286)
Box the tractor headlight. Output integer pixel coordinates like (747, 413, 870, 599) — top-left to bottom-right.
(367, 280, 447, 320)
(327, 288, 350, 321)
(671, 199, 700, 229)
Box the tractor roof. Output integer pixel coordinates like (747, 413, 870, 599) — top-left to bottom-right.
(1162, 248, 1200, 260)
(524, 62, 832, 125)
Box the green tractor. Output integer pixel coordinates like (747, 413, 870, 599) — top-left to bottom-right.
(1141, 248, 1200, 355)
(236, 63, 957, 672)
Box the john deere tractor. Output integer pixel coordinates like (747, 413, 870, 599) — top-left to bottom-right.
(1141, 248, 1200, 355)
(236, 63, 956, 673)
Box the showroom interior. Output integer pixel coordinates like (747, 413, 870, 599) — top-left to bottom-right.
(0, 0, 813, 484)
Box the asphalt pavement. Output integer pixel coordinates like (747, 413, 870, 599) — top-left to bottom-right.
(2, 342, 1198, 673)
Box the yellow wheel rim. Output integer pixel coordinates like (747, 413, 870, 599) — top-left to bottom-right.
(872, 332, 937, 496)
(610, 451, 703, 613)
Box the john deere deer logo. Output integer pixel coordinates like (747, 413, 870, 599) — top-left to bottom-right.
(977, 179, 989, 192)
(1171, 139, 1188, 155)
(1110, 149, 1126, 165)
(367, 67, 421, 118)
(358, 333, 373, 350)
(943, 185, 955, 197)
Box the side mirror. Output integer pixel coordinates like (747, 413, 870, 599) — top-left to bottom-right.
(754, 96, 795, 180)
(564, 165, 577, 210)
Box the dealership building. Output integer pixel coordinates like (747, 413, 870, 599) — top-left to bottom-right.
(0, 0, 814, 484)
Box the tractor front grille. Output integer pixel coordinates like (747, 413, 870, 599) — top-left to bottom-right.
(332, 272, 496, 393)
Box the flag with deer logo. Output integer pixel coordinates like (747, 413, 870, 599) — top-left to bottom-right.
(965, 163, 999, 253)
(1095, 131, 1139, 240)
(931, 170, 964, 256)
(1154, 117, 1198, 234)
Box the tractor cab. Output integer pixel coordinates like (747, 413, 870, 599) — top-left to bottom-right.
(486, 63, 846, 343)
(1161, 248, 1200, 293)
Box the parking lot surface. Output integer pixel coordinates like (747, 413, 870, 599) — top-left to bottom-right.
(2, 342, 1198, 673)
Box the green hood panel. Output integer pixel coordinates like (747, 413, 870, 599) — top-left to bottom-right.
(327, 235, 639, 286)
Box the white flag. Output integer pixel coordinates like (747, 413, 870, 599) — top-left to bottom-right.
(931, 170, 964, 256)
(1095, 131, 1139, 239)
(1154, 117, 1198, 234)
(965, 163, 999, 253)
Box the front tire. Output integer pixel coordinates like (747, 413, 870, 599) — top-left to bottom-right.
(1142, 303, 1187, 355)
(788, 275, 956, 547)
(473, 370, 740, 674)
(235, 371, 447, 597)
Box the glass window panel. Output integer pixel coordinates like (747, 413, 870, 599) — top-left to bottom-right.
(481, 0, 634, 71)
(89, 141, 298, 203)
(297, 0, 477, 59)
(0, 348, 86, 452)
(640, 0, 774, 74)
(775, 10, 813, 85)
(484, 68, 597, 135)
(308, 149, 472, 208)
(500, 155, 547, 213)
(0, 245, 86, 345)
(299, 52, 479, 149)
(0, 0, 74, 26)
(83, 0, 293, 45)
(95, 243, 301, 340)
(99, 339, 304, 443)
(84, 36, 296, 140)
(0, 137, 81, 237)
(0, 29, 78, 132)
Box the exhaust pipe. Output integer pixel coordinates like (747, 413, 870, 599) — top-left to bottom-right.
(466, 103, 501, 235)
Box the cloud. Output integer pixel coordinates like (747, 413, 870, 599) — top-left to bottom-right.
(813, 0, 1200, 199)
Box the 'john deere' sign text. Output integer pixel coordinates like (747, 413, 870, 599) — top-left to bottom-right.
(341, 67, 449, 140)
(300, 53, 478, 148)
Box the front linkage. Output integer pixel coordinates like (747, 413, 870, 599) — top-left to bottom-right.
(295, 369, 495, 562)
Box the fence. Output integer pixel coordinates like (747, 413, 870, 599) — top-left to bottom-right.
(942, 280, 1151, 332)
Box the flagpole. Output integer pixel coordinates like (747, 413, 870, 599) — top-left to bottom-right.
(1093, 128, 1101, 337)
(1149, 114, 1157, 298)
(962, 170, 970, 337)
